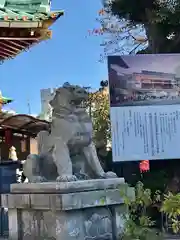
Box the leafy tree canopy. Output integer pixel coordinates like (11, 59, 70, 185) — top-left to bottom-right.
(103, 0, 180, 53)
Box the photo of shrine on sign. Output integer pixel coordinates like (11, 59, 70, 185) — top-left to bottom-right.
(108, 54, 180, 162)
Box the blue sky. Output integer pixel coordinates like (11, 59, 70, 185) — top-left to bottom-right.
(1, 0, 107, 115)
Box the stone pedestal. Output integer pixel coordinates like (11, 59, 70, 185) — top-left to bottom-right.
(2, 178, 134, 240)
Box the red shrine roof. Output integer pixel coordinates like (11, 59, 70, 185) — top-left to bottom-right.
(0, 10, 64, 62)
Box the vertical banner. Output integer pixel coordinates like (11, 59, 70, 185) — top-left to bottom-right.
(108, 54, 180, 162)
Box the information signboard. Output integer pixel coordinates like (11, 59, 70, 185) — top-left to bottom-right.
(108, 54, 180, 161)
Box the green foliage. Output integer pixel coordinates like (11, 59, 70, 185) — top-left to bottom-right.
(120, 182, 162, 240)
(161, 192, 180, 233)
(162, 192, 180, 218)
(108, 0, 178, 24)
(85, 83, 113, 168)
(87, 86, 111, 148)
(104, 0, 180, 53)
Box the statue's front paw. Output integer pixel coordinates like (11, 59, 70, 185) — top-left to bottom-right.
(104, 171, 117, 179)
(31, 176, 47, 183)
(56, 175, 77, 182)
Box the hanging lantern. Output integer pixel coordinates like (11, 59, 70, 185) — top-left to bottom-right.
(139, 160, 150, 173)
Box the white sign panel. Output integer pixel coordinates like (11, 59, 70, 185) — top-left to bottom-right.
(108, 54, 180, 162)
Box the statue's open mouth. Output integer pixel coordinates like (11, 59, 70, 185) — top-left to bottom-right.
(72, 96, 88, 106)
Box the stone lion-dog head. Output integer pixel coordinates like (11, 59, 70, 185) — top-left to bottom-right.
(49, 82, 88, 111)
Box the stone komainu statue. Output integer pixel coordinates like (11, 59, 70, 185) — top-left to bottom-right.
(23, 82, 117, 182)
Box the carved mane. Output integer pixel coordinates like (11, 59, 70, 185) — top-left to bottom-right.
(49, 82, 87, 116)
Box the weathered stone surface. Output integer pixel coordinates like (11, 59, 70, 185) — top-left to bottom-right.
(2, 194, 30, 209)
(4, 189, 124, 210)
(20, 208, 113, 240)
(3, 179, 133, 240)
(11, 178, 125, 193)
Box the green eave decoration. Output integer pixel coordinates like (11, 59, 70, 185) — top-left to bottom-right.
(0, 0, 51, 13)
(2, 97, 13, 104)
(0, 0, 64, 21)
(0, 96, 13, 104)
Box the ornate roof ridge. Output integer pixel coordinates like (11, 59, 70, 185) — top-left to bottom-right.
(0, 0, 51, 13)
(0, 8, 64, 21)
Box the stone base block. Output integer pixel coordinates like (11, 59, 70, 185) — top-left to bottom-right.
(2, 178, 134, 240)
